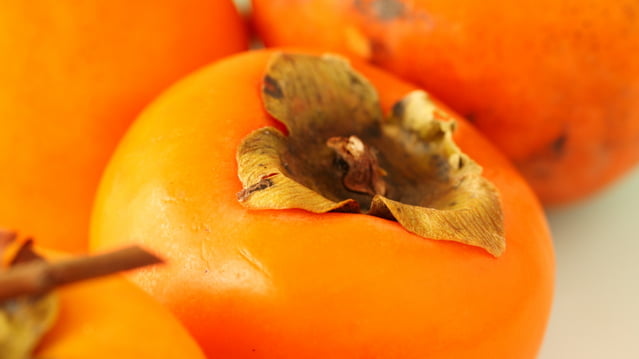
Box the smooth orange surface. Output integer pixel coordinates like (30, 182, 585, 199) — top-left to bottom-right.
(252, 0, 639, 205)
(36, 272, 206, 358)
(0, 0, 248, 252)
(90, 49, 555, 358)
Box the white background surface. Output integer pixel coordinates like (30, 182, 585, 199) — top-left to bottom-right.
(234, 1, 639, 357)
(539, 167, 639, 359)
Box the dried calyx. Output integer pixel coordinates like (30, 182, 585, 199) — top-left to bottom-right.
(0, 229, 162, 359)
(237, 53, 505, 256)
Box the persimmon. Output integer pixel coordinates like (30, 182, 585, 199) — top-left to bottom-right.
(251, 0, 639, 205)
(0, 0, 248, 252)
(90, 50, 554, 358)
(0, 233, 205, 359)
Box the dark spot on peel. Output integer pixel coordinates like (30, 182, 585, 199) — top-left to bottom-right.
(372, 0, 407, 21)
(465, 113, 477, 124)
(624, 3, 636, 21)
(354, 0, 406, 21)
(370, 39, 391, 65)
(551, 133, 568, 156)
(263, 75, 284, 99)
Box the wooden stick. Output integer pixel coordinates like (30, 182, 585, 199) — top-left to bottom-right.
(0, 246, 163, 301)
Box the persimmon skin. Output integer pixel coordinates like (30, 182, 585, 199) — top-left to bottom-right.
(252, 0, 639, 205)
(90, 50, 555, 358)
(0, 0, 248, 252)
(35, 273, 206, 358)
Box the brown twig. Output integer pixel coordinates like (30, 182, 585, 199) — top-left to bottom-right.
(0, 246, 163, 302)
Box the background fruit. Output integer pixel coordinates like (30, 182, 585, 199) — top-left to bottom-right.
(37, 272, 206, 358)
(251, 0, 639, 205)
(91, 49, 554, 358)
(0, 0, 248, 252)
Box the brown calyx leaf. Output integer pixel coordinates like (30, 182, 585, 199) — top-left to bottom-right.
(0, 233, 164, 358)
(237, 52, 505, 257)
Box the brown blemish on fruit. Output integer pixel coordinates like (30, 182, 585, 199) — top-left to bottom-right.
(369, 38, 393, 65)
(518, 131, 570, 180)
(465, 113, 477, 124)
(551, 133, 568, 157)
(354, 0, 407, 21)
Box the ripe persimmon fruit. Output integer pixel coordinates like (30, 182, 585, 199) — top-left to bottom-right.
(37, 275, 206, 359)
(252, 0, 639, 205)
(90, 49, 554, 358)
(0, 0, 248, 252)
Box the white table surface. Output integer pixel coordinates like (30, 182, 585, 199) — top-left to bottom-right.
(539, 167, 639, 358)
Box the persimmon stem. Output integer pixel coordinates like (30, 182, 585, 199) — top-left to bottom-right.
(0, 246, 162, 302)
(327, 135, 387, 196)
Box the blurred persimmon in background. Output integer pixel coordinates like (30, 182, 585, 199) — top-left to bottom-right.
(0, 0, 248, 252)
(252, 0, 639, 205)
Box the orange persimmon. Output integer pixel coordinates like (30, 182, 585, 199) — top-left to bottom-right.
(252, 0, 639, 205)
(90, 50, 554, 358)
(35, 275, 206, 358)
(0, 0, 248, 252)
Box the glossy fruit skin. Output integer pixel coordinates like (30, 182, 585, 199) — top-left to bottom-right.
(90, 49, 555, 358)
(252, 0, 639, 205)
(0, 0, 248, 252)
(35, 272, 206, 358)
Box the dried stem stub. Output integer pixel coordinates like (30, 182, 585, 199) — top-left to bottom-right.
(0, 232, 163, 359)
(326, 135, 387, 196)
(0, 244, 162, 301)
